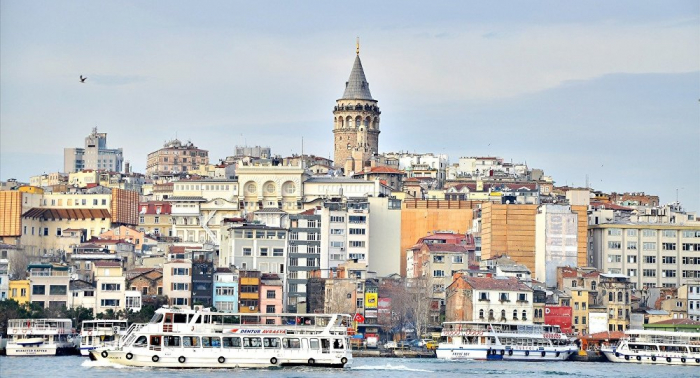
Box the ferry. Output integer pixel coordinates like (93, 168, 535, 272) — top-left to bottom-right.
(6, 319, 77, 356)
(89, 306, 353, 368)
(436, 322, 578, 361)
(79, 320, 129, 356)
(601, 329, 700, 365)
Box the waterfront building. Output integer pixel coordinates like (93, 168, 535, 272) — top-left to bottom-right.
(28, 263, 70, 309)
(212, 267, 238, 312)
(8, 279, 30, 304)
(191, 249, 215, 307)
(126, 267, 163, 297)
(367, 196, 402, 277)
(319, 200, 370, 277)
(146, 138, 209, 177)
(260, 273, 283, 323)
(64, 128, 124, 173)
(163, 259, 193, 307)
(588, 222, 700, 288)
(333, 44, 381, 174)
(681, 281, 700, 321)
(239, 270, 261, 313)
(221, 224, 288, 277)
(68, 279, 96, 312)
(286, 209, 321, 313)
(93, 261, 126, 315)
(445, 275, 534, 324)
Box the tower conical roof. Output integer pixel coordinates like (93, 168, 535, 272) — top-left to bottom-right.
(341, 55, 374, 100)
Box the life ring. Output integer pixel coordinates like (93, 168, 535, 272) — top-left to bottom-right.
(218, 356, 225, 364)
(500, 350, 505, 356)
(615, 352, 620, 358)
(681, 357, 686, 363)
(152, 355, 159, 363)
(695, 358, 700, 363)
(525, 351, 529, 356)
(508, 350, 513, 356)
(341, 357, 348, 365)
(666, 357, 671, 363)
(636, 356, 641, 361)
(270, 357, 278, 365)
(541, 351, 546, 357)
(126, 353, 133, 360)
(651, 356, 656, 362)
(308, 358, 315, 365)
(101, 351, 108, 358)
(178, 356, 186, 363)
(625, 355, 629, 360)
(555, 351, 560, 358)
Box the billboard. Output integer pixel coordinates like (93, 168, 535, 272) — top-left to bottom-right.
(588, 312, 609, 334)
(544, 306, 572, 334)
(365, 292, 378, 309)
(378, 298, 391, 314)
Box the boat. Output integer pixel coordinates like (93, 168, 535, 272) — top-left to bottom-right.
(89, 306, 353, 368)
(436, 321, 578, 361)
(79, 320, 129, 356)
(600, 329, 700, 365)
(6, 319, 77, 356)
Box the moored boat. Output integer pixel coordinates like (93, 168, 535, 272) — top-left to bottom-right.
(436, 321, 578, 361)
(6, 319, 77, 356)
(79, 319, 129, 356)
(89, 306, 353, 368)
(601, 329, 700, 365)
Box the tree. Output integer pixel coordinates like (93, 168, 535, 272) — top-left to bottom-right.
(0, 299, 31, 333)
(8, 251, 30, 280)
(324, 280, 356, 315)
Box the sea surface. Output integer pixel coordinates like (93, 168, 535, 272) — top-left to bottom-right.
(0, 356, 697, 378)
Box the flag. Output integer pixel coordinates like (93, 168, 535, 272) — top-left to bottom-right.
(353, 313, 365, 323)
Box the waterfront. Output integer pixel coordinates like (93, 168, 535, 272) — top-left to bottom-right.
(0, 356, 697, 378)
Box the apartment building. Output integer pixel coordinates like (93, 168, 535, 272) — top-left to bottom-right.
(222, 224, 287, 276)
(287, 209, 321, 312)
(260, 274, 283, 323)
(28, 264, 70, 309)
(137, 201, 173, 237)
(212, 267, 238, 312)
(64, 128, 124, 173)
(236, 159, 306, 214)
(146, 138, 209, 177)
(446, 275, 533, 324)
(93, 261, 126, 315)
(588, 224, 700, 288)
(319, 201, 370, 277)
(163, 259, 193, 307)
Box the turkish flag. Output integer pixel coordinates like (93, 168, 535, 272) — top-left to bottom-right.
(353, 313, 365, 323)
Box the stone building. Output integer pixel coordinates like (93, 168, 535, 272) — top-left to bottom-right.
(333, 43, 381, 174)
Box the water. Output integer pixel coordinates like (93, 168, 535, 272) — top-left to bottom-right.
(0, 356, 697, 378)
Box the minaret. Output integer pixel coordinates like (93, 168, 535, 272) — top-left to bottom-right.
(333, 39, 381, 174)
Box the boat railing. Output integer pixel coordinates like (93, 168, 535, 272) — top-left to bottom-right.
(120, 323, 146, 347)
(627, 335, 697, 346)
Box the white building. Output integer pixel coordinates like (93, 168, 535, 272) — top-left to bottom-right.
(446, 275, 534, 324)
(64, 128, 124, 173)
(93, 261, 126, 315)
(319, 200, 370, 278)
(535, 204, 579, 287)
(163, 259, 193, 307)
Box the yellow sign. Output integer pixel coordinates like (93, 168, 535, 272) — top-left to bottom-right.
(364, 293, 378, 309)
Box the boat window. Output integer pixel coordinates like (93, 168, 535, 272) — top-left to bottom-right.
(223, 337, 241, 348)
(164, 336, 181, 347)
(183, 336, 200, 347)
(264, 337, 281, 349)
(243, 337, 262, 348)
(174, 314, 188, 323)
(283, 338, 301, 349)
(333, 339, 344, 350)
(309, 338, 320, 350)
(134, 336, 148, 347)
(321, 338, 330, 353)
(202, 336, 221, 348)
(150, 313, 164, 324)
(150, 335, 161, 346)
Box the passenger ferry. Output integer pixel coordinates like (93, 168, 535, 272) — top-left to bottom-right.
(601, 329, 700, 365)
(89, 306, 353, 368)
(436, 322, 578, 361)
(6, 319, 77, 356)
(79, 320, 129, 356)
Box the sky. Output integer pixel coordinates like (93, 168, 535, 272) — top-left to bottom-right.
(1, 1, 699, 211)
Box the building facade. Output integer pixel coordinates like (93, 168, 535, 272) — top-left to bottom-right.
(146, 139, 209, 177)
(446, 275, 534, 324)
(64, 128, 124, 173)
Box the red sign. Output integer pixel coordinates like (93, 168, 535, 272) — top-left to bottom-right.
(353, 313, 365, 323)
(543, 306, 572, 334)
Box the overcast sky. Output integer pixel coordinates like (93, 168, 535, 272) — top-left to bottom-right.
(1, 1, 698, 211)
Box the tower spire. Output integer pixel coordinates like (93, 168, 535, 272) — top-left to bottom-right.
(356, 37, 360, 55)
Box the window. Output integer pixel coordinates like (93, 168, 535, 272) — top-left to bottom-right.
(608, 255, 621, 263)
(662, 270, 676, 278)
(243, 248, 252, 256)
(662, 230, 677, 238)
(32, 285, 46, 295)
(216, 287, 236, 296)
(479, 309, 484, 319)
(330, 241, 344, 248)
(273, 248, 284, 257)
(172, 268, 189, 275)
(522, 310, 527, 321)
(644, 256, 656, 264)
(643, 269, 657, 277)
(330, 229, 344, 235)
(433, 255, 444, 263)
(49, 285, 67, 295)
(662, 243, 676, 251)
(513, 310, 518, 320)
(259, 248, 268, 257)
(172, 283, 189, 290)
(349, 228, 366, 235)
(433, 270, 445, 277)
(499, 293, 509, 302)
(452, 255, 463, 263)
(101, 299, 120, 307)
(607, 241, 621, 249)
(643, 242, 656, 251)
(627, 269, 637, 277)
(172, 298, 188, 306)
(642, 230, 657, 237)
(266, 305, 276, 314)
(330, 216, 345, 223)
(627, 255, 637, 263)
(101, 283, 121, 291)
(662, 256, 676, 264)
(627, 229, 637, 237)
(349, 241, 366, 248)
(348, 216, 366, 224)
(608, 229, 622, 236)
(518, 293, 527, 302)
(266, 290, 276, 299)
(627, 242, 637, 250)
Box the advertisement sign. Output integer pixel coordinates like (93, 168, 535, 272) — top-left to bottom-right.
(378, 298, 391, 314)
(543, 306, 572, 334)
(365, 292, 378, 309)
(588, 312, 609, 334)
(364, 309, 378, 318)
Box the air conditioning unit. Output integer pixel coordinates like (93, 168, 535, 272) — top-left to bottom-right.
(249, 306, 255, 311)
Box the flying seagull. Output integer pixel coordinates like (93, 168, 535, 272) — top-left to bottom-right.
(80, 75, 87, 83)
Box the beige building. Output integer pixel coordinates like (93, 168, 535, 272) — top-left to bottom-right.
(333, 46, 381, 174)
(236, 160, 306, 214)
(93, 261, 126, 315)
(28, 263, 70, 309)
(163, 259, 192, 307)
(146, 138, 209, 177)
(64, 128, 124, 173)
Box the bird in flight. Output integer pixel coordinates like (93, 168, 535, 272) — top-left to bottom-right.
(80, 75, 87, 83)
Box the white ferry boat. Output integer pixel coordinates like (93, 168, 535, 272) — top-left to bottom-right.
(6, 319, 77, 356)
(601, 329, 700, 365)
(89, 306, 353, 368)
(436, 322, 578, 361)
(79, 320, 129, 356)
